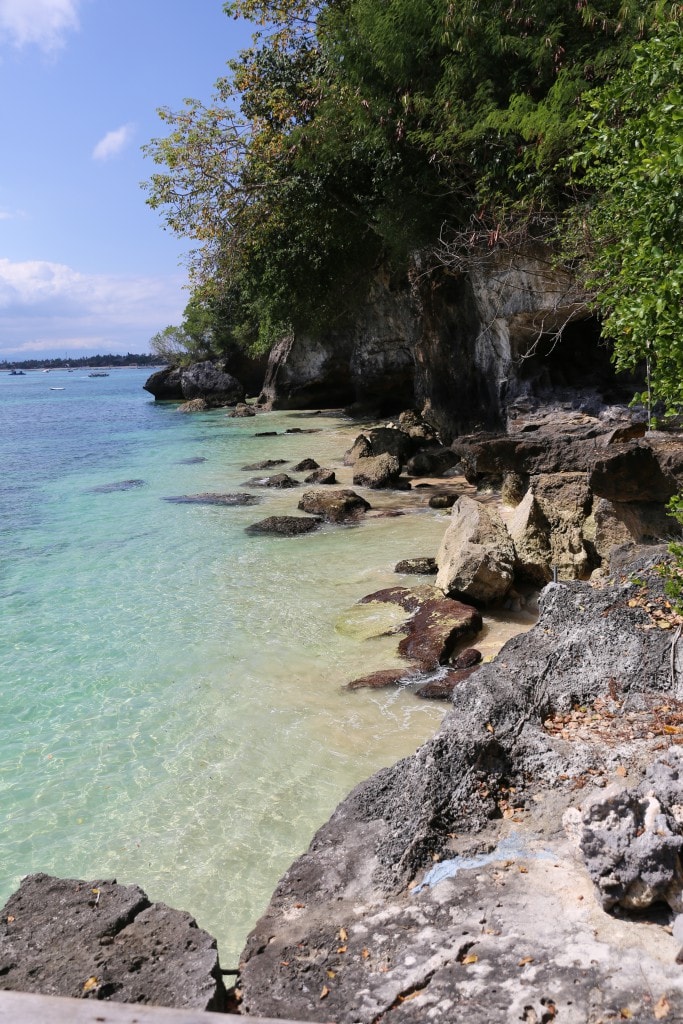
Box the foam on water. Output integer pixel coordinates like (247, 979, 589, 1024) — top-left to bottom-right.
(1, 370, 456, 962)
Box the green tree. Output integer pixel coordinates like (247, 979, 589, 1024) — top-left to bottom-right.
(143, 0, 675, 351)
(570, 21, 683, 419)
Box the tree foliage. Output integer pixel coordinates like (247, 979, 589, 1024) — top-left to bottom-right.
(143, 0, 681, 356)
(569, 21, 683, 416)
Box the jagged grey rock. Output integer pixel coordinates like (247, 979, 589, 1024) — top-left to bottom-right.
(0, 874, 225, 1011)
(240, 561, 683, 1023)
(436, 494, 515, 602)
(579, 751, 683, 912)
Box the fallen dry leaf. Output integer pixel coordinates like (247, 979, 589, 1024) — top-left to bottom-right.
(362, 948, 370, 959)
(654, 995, 670, 1020)
(462, 954, 478, 965)
(485, 723, 494, 734)
(398, 990, 422, 1003)
(339, 927, 348, 942)
(620, 1009, 633, 1020)
(519, 866, 529, 874)
(326, 970, 336, 979)
(336, 946, 347, 954)
(6, 916, 14, 924)
(518, 956, 534, 966)
(320, 986, 329, 1000)
(616, 765, 627, 777)
(82, 977, 99, 993)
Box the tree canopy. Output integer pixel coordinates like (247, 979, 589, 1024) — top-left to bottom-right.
(144, 0, 682, 384)
(569, 21, 683, 417)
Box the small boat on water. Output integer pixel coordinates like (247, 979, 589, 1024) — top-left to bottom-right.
(9, 370, 25, 376)
(88, 372, 109, 377)
(49, 387, 65, 391)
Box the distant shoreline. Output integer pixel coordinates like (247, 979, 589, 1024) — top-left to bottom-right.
(2, 354, 159, 371)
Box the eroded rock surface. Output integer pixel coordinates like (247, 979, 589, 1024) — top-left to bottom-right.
(245, 516, 321, 536)
(0, 875, 225, 1011)
(240, 559, 683, 1022)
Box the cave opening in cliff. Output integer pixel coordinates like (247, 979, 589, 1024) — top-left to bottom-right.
(515, 316, 641, 403)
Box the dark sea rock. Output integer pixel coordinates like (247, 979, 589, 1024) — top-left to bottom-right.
(397, 596, 482, 670)
(245, 516, 321, 536)
(0, 874, 225, 1011)
(292, 458, 319, 472)
(243, 473, 300, 488)
(241, 459, 288, 471)
(428, 492, 457, 509)
(88, 479, 146, 494)
(286, 427, 322, 434)
(254, 431, 279, 437)
(346, 667, 421, 691)
(176, 457, 208, 465)
(143, 366, 183, 401)
(177, 398, 209, 413)
(394, 557, 438, 575)
(415, 665, 479, 699)
(298, 489, 371, 523)
(180, 361, 245, 407)
(227, 402, 256, 418)
(144, 361, 245, 408)
(304, 467, 336, 485)
(164, 492, 261, 506)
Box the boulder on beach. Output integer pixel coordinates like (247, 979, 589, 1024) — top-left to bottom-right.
(429, 492, 457, 509)
(292, 458, 319, 472)
(304, 467, 336, 484)
(178, 398, 209, 414)
(352, 453, 401, 489)
(298, 488, 370, 523)
(436, 495, 515, 602)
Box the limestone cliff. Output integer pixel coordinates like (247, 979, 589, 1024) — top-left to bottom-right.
(258, 250, 634, 440)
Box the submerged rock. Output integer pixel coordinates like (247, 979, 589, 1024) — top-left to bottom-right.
(415, 665, 479, 699)
(245, 516, 321, 536)
(346, 667, 420, 691)
(243, 473, 300, 488)
(178, 398, 209, 413)
(0, 874, 226, 1011)
(88, 479, 146, 493)
(227, 402, 256, 417)
(241, 459, 288, 471)
(164, 492, 261, 506)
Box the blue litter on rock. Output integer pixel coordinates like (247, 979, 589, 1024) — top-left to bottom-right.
(412, 832, 555, 893)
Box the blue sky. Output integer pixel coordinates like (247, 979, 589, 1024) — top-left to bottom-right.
(0, 0, 253, 359)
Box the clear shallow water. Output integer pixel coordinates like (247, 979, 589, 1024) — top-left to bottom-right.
(0, 369, 463, 963)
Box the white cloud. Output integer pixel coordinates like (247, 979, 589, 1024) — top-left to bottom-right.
(0, 257, 187, 356)
(92, 124, 135, 162)
(0, 0, 80, 52)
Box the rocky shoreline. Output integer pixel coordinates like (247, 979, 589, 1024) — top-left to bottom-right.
(4, 381, 683, 1019)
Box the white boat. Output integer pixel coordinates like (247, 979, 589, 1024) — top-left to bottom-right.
(88, 372, 109, 377)
(49, 386, 65, 391)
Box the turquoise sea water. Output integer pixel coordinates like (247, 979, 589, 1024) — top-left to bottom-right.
(0, 368, 455, 963)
